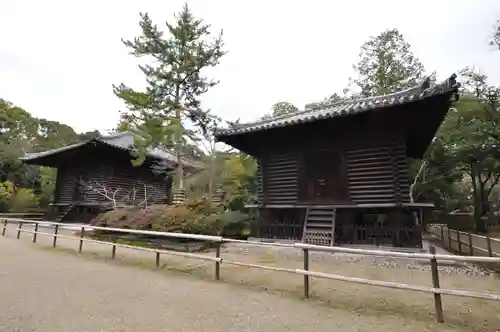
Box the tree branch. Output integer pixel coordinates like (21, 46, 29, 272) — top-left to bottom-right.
(486, 172, 500, 198)
(78, 180, 121, 207)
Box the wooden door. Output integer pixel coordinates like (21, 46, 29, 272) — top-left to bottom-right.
(301, 150, 348, 202)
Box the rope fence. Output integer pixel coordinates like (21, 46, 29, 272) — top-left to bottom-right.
(3, 218, 500, 324)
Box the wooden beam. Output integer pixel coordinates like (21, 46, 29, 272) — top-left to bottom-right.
(331, 208, 336, 246)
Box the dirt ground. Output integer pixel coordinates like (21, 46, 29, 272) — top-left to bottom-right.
(4, 223, 500, 332)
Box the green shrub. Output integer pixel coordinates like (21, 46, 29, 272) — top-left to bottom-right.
(91, 205, 163, 230)
(89, 203, 253, 239)
(0, 181, 13, 212)
(186, 211, 253, 238)
(9, 188, 38, 212)
(150, 205, 200, 232)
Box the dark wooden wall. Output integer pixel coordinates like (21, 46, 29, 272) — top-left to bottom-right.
(346, 144, 409, 204)
(54, 145, 170, 205)
(255, 110, 411, 206)
(260, 154, 299, 205)
(256, 161, 264, 204)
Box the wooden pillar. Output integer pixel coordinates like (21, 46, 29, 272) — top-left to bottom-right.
(429, 246, 444, 323)
(215, 242, 221, 280)
(468, 232, 473, 256)
(486, 235, 493, 257)
(17, 221, 23, 239)
(2, 219, 7, 236)
(303, 248, 309, 298)
(79, 227, 85, 253)
(32, 223, 39, 243)
(111, 237, 117, 259)
(391, 209, 404, 247)
(52, 224, 59, 248)
(331, 208, 336, 246)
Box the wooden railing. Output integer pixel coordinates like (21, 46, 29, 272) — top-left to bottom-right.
(428, 224, 500, 257)
(2, 218, 500, 324)
(336, 224, 422, 248)
(0, 212, 44, 220)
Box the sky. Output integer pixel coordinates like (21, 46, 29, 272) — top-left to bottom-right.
(1, 0, 499, 134)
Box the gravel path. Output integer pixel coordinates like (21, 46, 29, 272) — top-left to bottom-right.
(0, 235, 460, 332)
(3, 223, 500, 331)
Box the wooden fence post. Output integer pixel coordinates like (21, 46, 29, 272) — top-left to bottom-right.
(303, 248, 310, 298)
(111, 237, 117, 260)
(32, 223, 38, 243)
(52, 224, 59, 248)
(17, 221, 23, 239)
(468, 232, 473, 256)
(486, 235, 493, 257)
(429, 245, 444, 323)
(447, 228, 451, 248)
(457, 230, 462, 253)
(214, 241, 221, 280)
(155, 251, 160, 268)
(2, 219, 7, 236)
(78, 227, 85, 253)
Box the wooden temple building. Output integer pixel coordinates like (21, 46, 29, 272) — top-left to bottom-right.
(215, 74, 460, 248)
(21, 131, 202, 222)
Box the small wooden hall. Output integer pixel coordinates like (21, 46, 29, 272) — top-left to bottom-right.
(21, 131, 203, 222)
(215, 74, 460, 248)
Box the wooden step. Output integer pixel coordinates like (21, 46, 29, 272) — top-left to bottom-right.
(307, 216, 333, 222)
(303, 230, 332, 246)
(305, 222, 332, 228)
(302, 207, 336, 246)
(308, 209, 334, 215)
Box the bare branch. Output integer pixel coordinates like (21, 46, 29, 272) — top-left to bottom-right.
(78, 180, 121, 207)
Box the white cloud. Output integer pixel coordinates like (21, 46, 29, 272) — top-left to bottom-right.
(0, 0, 499, 133)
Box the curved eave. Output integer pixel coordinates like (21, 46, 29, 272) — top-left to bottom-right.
(214, 74, 460, 140)
(20, 139, 204, 173)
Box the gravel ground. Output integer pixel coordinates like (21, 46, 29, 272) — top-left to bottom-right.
(3, 223, 500, 332)
(0, 235, 462, 332)
(228, 241, 496, 276)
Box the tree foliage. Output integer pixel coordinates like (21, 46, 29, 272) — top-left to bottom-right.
(271, 101, 299, 116)
(440, 68, 500, 231)
(261, 101, 299, 119)
(114, 3, 226, 188)
(491, 20, 500, 49)
(0, 98, 92, 212)
(351, 29, 426, 97)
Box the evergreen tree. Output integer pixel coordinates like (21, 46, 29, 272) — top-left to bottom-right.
(114, 3, 226, 190)
(351, 29, 425, 97)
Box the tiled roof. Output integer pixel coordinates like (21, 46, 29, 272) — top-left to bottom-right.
(214, 74, 460, 138)
(20, 131, 204, 171)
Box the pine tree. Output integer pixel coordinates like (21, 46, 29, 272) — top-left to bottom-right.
(114, 3, 226, 190)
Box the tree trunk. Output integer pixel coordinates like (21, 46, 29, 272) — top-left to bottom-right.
(477, 180, 489, 233)
(472, 168, 487, 233)
(176, 148, 184, 189)
(409, 160, 427, 203)
(175, 108, 184, 190)
(207, 152, 215, 204)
